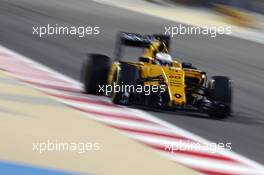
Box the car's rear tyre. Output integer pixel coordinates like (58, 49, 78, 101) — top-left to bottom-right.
(112, 63, 139, 105)
(207, 76, 232, 118)
(81, 54, 111, 95)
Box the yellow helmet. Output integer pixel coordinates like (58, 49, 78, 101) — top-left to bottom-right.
(143, 41, 168, 58)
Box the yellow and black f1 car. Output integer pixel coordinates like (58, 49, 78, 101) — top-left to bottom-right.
(81, 32, 232, 118)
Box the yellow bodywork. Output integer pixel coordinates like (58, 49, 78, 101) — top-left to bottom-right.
(108, 40, 205, 107)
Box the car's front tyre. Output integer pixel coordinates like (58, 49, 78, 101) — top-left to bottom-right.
(207, 76, 232, 119)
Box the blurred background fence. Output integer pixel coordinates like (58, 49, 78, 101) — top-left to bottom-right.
(170, 0, 264, 14)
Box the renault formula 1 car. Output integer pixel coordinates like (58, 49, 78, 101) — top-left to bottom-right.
(81, 32, 232, 118)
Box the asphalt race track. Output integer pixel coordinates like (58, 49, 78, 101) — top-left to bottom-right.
(1, 0, 264, 165)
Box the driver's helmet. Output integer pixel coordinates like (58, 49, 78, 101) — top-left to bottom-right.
(155, 52, 172, 65)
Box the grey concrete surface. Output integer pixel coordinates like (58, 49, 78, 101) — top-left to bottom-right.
(0, 0, 264, 164)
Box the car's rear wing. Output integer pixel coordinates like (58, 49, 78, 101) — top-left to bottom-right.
(114, 32, 170, 61)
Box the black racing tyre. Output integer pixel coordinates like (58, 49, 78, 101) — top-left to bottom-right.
(207, 76, 232, 118)
(81, 54, 111, 95)
(112, 63, 139, 105)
